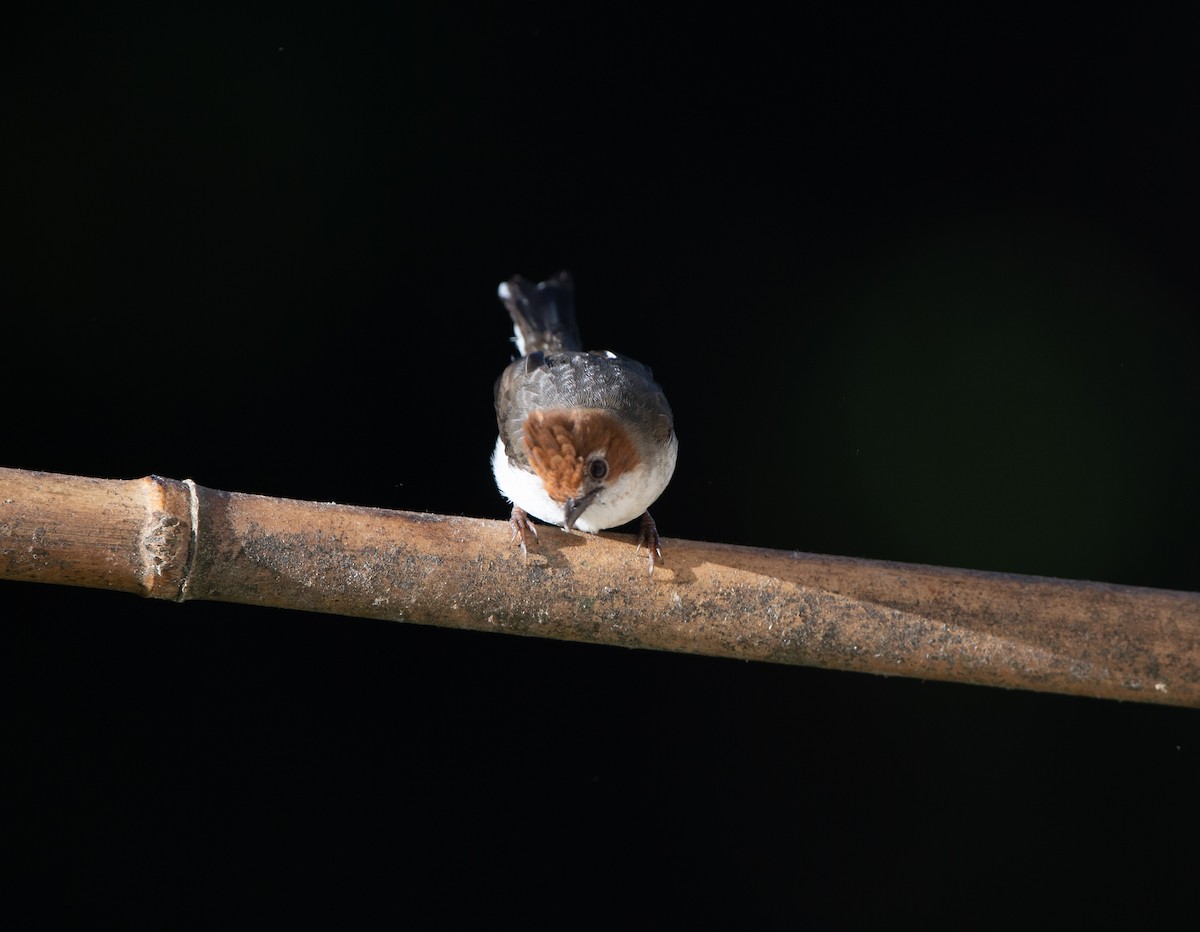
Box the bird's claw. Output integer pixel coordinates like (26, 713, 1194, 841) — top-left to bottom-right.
(509, 506, 538, 557)
(635, 511, 663, 576)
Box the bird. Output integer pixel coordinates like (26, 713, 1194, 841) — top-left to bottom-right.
(491, 271, 677, 574)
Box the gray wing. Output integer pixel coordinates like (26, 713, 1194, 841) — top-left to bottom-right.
(494, 351, 674, 466)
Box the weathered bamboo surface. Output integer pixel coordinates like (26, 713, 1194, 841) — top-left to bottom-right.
(2, 465, 1198, 707)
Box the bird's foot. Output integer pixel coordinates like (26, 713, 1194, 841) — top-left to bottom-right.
(509, 506, 539, 557)
(635, 511, 663, 576)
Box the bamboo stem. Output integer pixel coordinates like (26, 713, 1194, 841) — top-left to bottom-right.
(2, 465, 1198, 707)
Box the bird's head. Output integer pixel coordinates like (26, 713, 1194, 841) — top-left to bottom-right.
(521, 408, 641, 530)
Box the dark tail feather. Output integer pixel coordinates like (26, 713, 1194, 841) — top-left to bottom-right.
(498, 271, 582, 355)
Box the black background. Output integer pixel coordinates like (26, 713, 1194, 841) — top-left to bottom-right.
(5, 6, 1199, 926)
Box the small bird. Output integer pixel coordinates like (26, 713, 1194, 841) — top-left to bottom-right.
(492, 271, 677, 573)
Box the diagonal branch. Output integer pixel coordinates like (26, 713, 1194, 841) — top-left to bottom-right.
(2, 465, 1198, 707)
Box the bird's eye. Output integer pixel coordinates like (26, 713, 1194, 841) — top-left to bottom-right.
(588, 457, 609, 480)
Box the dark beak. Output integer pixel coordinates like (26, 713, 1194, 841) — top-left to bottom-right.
(563, 489, 600, 530)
